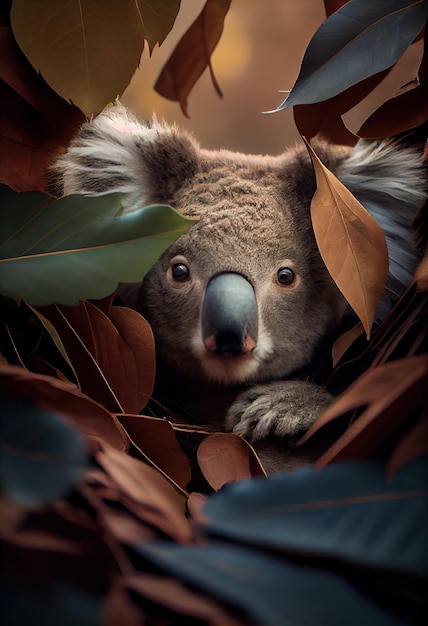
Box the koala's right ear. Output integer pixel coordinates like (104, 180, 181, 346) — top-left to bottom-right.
(53, 104, 199, 211)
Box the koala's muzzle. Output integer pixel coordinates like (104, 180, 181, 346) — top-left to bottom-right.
(201, 273, 258, 358)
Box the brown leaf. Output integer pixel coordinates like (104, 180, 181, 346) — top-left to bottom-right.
(124, 573, 244, 625)
(293, 69, 391, 145)
(96, 444, 192, 543)
(305, 139, 389, 337)
(0, 23, 84, 191)
(359, 26, 428, 138)
(187, 492, 209, 523)
(109, 307, 155, 412)
(155, 0, 231, 117)
(387, 409, 428, 477)
(298, 356, 428, 466)
(332, 322, 364, 367)
(197, 433, 266, 491)
(101, 586, 142, 626)
(323, 0, 349, 16)
(36, 304, 123, 413)
(0, 362, 127, 450)
(357, 85, 428, 138)
(117, 414, 191, 490)
(414, 251, 428, 291)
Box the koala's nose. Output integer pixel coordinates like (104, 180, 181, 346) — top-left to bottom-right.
(202, 272, 258, 358)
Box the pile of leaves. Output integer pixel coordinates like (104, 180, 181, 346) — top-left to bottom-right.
(1, 1, 428, 624)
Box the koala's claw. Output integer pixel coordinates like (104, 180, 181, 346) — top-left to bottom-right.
(226, 380, 333, 443)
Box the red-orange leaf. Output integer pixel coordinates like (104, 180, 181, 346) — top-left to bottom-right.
(298, 356, 428, 467)
(305, 139, 389, 337)
(197, 433, 266, 491)
(155, 0, 231, 117)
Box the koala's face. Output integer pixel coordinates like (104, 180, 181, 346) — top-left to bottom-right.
(139, 158, 344, 385)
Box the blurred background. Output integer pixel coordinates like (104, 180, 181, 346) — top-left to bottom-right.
(122, 0, 422, 154)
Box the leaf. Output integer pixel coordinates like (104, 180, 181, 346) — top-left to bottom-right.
(332, 322, 364, 367)
(0, 186, 196, 306)
(109, 307, 155, 412)
(293, 68, 391, 145)
(358, 83, 428, 138)
(359, 23, 428, 137)
(155, 0, 231, 117)
(387, 410, 428, 477)
(117, 414, 191, 490)
(299, 356, 428, 466)
(197, 433, 266, 490)
(124, 573, 244, 625)
(10, 0, 145, 117)
(35, 304, 124, 413)
(135, 0, 181, 53)
(96, 444, 192, 543)
(305, 140, 389, 336)
(415, 250, 428, 291)
(137, 539, 409, 626)
(275, 0, 428, 109)
(201, 456, 428, 577)
(56, 302, 155, 414)
(0, 399, 88, 506)
(0, 362, 127, 451)
(0, 22, 84, 191)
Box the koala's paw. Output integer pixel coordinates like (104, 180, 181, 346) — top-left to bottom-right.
(225, 380, 332, 444)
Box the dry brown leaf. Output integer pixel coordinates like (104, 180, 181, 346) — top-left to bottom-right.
(155, 0, 231, 117)
(414, 250, 428, 291)
(198, 433, 266, 491)
(332, 322, 364, 367)
(96, 444, 192, 543)
(305, 139, 389, 337)
(298, 356, 428, 466)
(117, 414, 191, 490)
(293, 69, 390, 145)
(124, 572, 244, 625)
(109, 307, 155, 412)
(358, 85, 428, 138)
(0, 362, 127, 451)
(37, 304, 123, 413)
(386, 409, 428, 478)
(187, 492, 209, 523)
(101, 585, 142, 626)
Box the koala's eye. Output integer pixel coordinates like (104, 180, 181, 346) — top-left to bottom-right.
(277, 267, 295, 286)
(172, 262, 190, 283)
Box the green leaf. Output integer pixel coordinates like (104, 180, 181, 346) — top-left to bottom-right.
(11, 0, 176, 116)
(0, 399, 88, 506)
(275, 0, 428, 110)
(0, 185, 195, 306)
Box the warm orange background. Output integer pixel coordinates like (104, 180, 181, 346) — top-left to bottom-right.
(122, 0, 422, 155)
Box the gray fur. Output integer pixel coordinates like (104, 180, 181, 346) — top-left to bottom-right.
(54, 105, 426, 473)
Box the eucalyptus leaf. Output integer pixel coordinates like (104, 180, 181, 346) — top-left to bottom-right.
(202, 456, 428, 578)
(0, 185, 195, 306)
(275, 0, 428, 110)
(0, 399, 88, 506)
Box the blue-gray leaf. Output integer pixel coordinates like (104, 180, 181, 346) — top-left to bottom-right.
(0, 400, 88, 505)
(275, 0, 428, 110)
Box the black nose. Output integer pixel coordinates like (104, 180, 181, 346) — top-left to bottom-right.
(202, 272, 258, 358)
(215, 330, 246, 357)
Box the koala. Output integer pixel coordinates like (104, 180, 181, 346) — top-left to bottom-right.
(55, 105, 426, 473)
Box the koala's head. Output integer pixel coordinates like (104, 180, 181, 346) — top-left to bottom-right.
(56, 105, 424, 386)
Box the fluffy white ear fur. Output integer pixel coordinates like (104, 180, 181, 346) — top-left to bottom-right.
(54, 105, 196, 212)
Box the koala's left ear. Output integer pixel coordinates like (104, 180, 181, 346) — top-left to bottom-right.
(53, 104, 200, 211)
